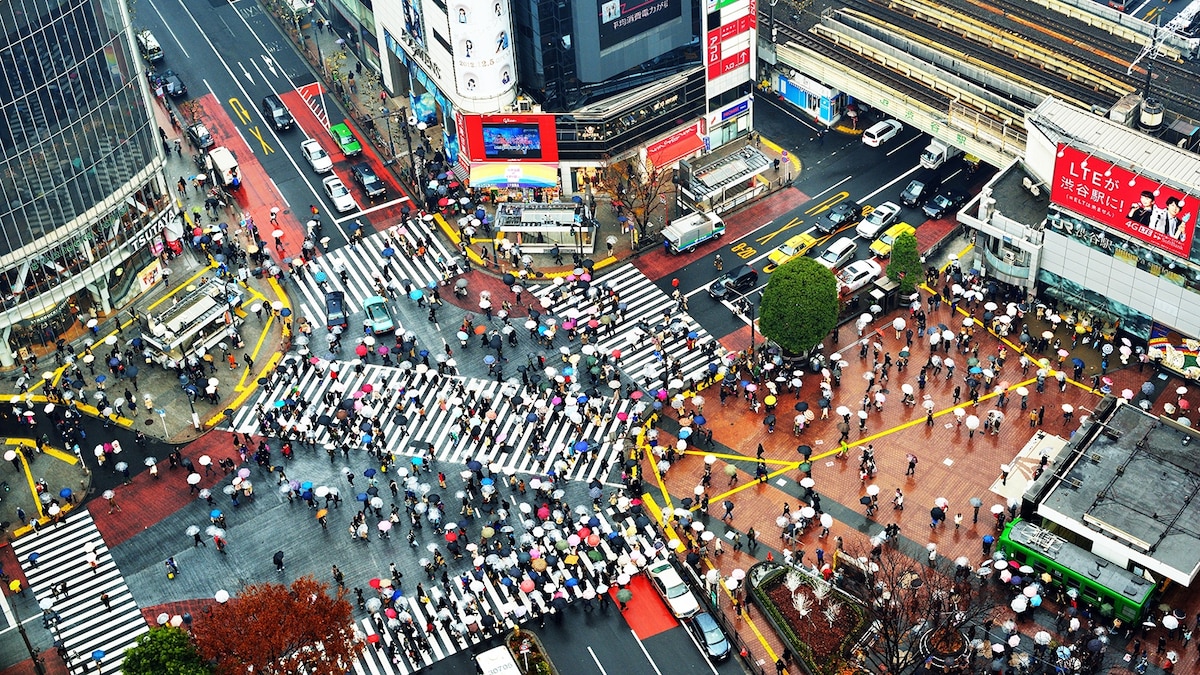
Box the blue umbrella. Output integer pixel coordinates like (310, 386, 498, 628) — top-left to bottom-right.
(92, 650, 105, 662)
(281, 308, 292, 317)
(364, 468, 377, 478)
(481, 477, 493, 485)
(409, 289, 423, 300)
(694, 415, 706, 426)
(412, 457, 424, 465)
(274, 400, 287, 408)
(382, 247, 395, 257)
(427, 281, 436, 289)
(687, 331, 698, 339)
(562, 367, 574, 377)
(969, 366, 983, 374)
(678, 428, 692, 439)
(362, 434, 373, 444)
(419, 349, 429, 357)
(356, 493, 368, 502)
(525, 412, 538, 423)
(573, 441, 588, 453)
(314, 271, 327, 283)
(565, 578, 579, 587)
(301, 481, 313, 490)
(391, 588, 404, 600)
(59, 488, 72, 499)
(126, 365, 138, 378)
(301, 490, 312, 500)
(210, 510, 222, 519)
(484, 355, 496, 365)
(1071, 357, 1085, 368)
(577, 395, 588, 403)
(96, 375, 106, 383)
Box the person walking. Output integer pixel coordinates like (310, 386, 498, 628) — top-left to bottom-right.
(905, 453, 918, 476)
(273, 551, 285, 572)
(721, 499, 735, 522)
(332, 565, 345, 587)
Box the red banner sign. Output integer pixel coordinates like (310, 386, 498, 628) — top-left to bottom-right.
(1051, 144, 1197, 258)
(707, 47, 750, 80)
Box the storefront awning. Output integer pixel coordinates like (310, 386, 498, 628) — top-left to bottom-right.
(647, 133, 705, 169)
(469, 163, 559, 189)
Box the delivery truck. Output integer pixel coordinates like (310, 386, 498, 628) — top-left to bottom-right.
(919, 139, 962, 170)
(662, 211, 725, 254)
(206, 147, 241, 189)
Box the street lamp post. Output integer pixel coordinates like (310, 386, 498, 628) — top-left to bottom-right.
(736, 290, 759, 354)
(381, 106, 396, 159)
(398, 109, 417, 182)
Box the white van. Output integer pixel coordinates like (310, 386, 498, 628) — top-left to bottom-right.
(475, 645, 521, 675)
(206, 147, 241, 189)
(136, 30, 163, 62)
(862, 120, 902, 147)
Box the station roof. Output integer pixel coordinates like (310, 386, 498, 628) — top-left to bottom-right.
(1029, 97, 1200, 192)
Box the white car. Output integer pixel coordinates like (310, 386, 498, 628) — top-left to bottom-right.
(816, 237, 858, 270)
(647, 561, 700, 618)
(322, 176, 356, 213)
(301, 139, 333, 174)
(856, 201, 901, 239)
(862, 119, 902, 147)
(837, 259, 883, 295)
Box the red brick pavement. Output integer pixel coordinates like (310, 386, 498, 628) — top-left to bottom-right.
(643, 296, 1200, 674)
(633, 188, 812, 282)
(141, 598, 217, 628)
(0, 650, 68, 675)
(88, 431, 242, 547)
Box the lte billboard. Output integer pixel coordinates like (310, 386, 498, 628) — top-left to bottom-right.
(1050, 144, 1198, 259)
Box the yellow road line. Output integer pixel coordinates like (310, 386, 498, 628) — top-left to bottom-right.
(236, 314, 277, 391)
(44, 447, 78, 465)
(207, 351, 282, 426)
(17, 451, 42, 518)
(147, 263, 216, 311)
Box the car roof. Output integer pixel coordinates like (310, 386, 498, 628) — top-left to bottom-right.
(323, 175, 344, 186)
(692, 612, 718, 628)
(828, 237, 855, 251)
(883, 222, 914, 235)
(330, 122, 350, 131)
(326, 290, 344, 301)
(364, 295, 386, 305)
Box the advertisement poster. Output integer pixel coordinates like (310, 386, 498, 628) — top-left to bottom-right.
(597, 0, 681, 50)
(1051, 144, 1197, 258)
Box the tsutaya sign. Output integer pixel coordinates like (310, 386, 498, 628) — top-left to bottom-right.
(1050, 143, 1198, 259)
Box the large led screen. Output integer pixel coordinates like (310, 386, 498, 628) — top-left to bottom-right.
(482, 124, 542, 160)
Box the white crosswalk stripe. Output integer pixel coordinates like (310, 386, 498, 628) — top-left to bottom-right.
(531, 265, 717, 390)
(290, 220, 460, 327)
(231, 362, 634, 484)
(12, 511, 148, 675)
(350, 507, 665, 674)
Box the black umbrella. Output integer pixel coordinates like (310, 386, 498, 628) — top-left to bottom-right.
(502, 273, 516, 285)
(930, 506, 945, 521)
(257, 377, 269, 386)
(316, 414, 332, 426)
(859, 496, 873, 505)
(686, 552, 701, 567)
(367, 486, 379, 496)
(794, 401, 809, 411)
(551, 596, 568, 612)
(467, 460, 483, 472)
(428, 493, 441, 504)
(763, 414, 776, 426)
(797, 445, 812, 458)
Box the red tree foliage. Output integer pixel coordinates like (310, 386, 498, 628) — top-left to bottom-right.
(192, 575, 363, 675)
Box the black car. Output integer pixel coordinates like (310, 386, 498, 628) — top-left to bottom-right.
(325, 291, 348, 330)
(922, 189, 967, 219)
(185, 122, 214, 150)
(261, 94, 294, 131)
(901, 170, 941, 207)
(159, 70, 187, 98)
(708, 264, 758, 299)
(351, 162, 386, 201)
(814, 201, 862, 235)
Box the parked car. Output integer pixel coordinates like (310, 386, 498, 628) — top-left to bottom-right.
(261, 94, 294, 131)
(300, 139, 333, 173)
(862, 119, 902, 147)
(816, 237, 858, 270)
(766, 232, 818, 270)
(707, 264, 759, 300)
(870, 222, 916, 258)
(922, 189, 968, 219)
(856, 201, 901, 239)
(647, 561, 700, 618)
(324, 291, 347, 330)
(838, 259, 884, 295)
(362, 295, 396, 334)
(689, 612, 732, 661)
(185, 122, 214, 150)
(159, 70, 187, 97)
(814, 200, 862, 235)
(351, 162, 386, 201)
(329, 122, 362, 156)
(322, 175, 357, 213)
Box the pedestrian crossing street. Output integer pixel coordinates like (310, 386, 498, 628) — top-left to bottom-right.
(293, 220, 460, 327)
(351, 506, 664, 675)
(532, 265, 717, 391)
(231, 362, 636, 484)
(12, 510, 147, 675)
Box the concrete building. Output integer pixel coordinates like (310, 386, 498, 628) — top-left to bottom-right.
(960, 97, 1200, 379)
(1022, 395, 1200, 587)
(0, 0, 175, 367)
(371, 0, 757, 196)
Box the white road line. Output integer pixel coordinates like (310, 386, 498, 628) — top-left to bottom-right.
(632, 629, 665, 675)
(587, 646, 610, 675)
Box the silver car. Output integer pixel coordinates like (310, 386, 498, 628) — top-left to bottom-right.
(301, 139, 333, 174)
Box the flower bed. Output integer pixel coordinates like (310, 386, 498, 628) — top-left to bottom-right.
(749, 563, 868, 675)
(505, 627, 559, 675)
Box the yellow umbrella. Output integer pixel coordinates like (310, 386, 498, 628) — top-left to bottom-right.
(316, 509, 328, 519)
(764, 395, 777, 406)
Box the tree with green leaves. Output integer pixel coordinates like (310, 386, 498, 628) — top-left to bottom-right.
(122, 625, 211, 675)
(759, 257, 839, 355)
(886, 232, 923, 295)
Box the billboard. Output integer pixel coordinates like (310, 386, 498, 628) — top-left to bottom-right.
(447, 0, 516, 100)
(1051, 144, 1197, 259)
(458, 114, 559, 164)
(598, 0, 683, 50)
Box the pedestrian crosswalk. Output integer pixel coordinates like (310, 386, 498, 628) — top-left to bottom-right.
(532, 265, 718, 390)
(350, 506, 665, 675)
(292, 219, 461, 328)
(12, 510, 147, 675)
(230, 362, 636, 484)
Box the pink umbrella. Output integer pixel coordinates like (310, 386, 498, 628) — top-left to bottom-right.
(630, 391, 643, 400)
(353, 391, 365, 399)
(361, 384, 374, 393)
(377, 346, 389, 355)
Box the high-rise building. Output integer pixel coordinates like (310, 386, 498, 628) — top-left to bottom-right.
(0, 0, 174, 367)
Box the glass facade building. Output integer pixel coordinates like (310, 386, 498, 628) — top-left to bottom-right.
(0, 0, 172, 366)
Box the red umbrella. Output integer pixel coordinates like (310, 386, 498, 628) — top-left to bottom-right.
(445, 531, 458, 542)
(1180, 399, 1190, 410)
(367, 634, 380, 644)
(438, 197, 450, 207)
(385, 607, 397, 618)
(537, 506, 550, 520)
(368, 578, 382, 589)
(356, 344, 369, 357)
(361, 384, 374, 393)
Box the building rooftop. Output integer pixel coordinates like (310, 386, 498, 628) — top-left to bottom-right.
(1034, 396, 1200, 585)
(1029, 97, 1200, 192)
(988, 160, 1050, 228)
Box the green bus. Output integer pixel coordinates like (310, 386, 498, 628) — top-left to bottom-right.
(998, 519, 1156, 623)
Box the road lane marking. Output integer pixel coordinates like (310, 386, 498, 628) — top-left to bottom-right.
(587, 647, 609, 675)
(632, 629, 665, 675)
